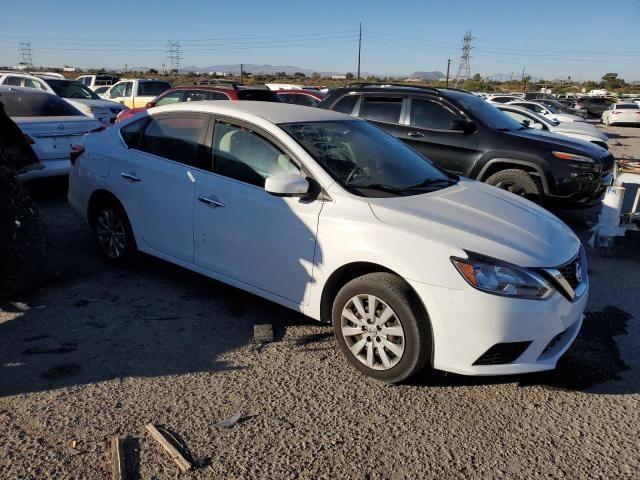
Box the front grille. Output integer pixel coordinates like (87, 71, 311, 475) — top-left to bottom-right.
(557, 257, 580, 290)
(473, 341, 531, 366)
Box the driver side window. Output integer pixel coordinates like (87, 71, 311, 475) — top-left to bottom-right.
(212, 121, 300, 188)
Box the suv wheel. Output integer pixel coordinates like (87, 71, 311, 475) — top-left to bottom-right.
(486, 169, 541, 203)
(332, 272, 430, 383)
(91, 202, 136, 263)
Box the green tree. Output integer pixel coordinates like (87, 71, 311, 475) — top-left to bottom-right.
(345, 72, 354, 80)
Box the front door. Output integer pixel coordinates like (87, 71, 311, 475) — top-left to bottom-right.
(193, 120, 323, 305)
(121, 113, 210, 262)
(402, 98, 479, 176)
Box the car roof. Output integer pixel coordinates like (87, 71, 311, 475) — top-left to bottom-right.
(151, 100, 354, 124)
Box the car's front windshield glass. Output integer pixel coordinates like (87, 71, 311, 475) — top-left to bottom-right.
(540, 102, 559, 113)
(46, 80, 99, 99)
(518, 108, 555, 126)
(454, 93, 524, 131)
(280, 120, 455, 197)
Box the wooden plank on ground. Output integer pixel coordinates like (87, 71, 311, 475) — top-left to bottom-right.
(144, 423, 192, 472)
(111, 436, 126, 480)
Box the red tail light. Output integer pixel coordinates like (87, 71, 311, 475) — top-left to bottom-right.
(70, 144, 86, 165)
(90, 126, 107, 133)
(24, 133, 35, 145)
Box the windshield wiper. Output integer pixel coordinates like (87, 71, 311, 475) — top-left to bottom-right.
(347, 183, 403, 194)
(401, 177, 458, 191)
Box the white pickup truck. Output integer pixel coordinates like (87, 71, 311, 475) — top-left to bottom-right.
(102, 79, 171, 108)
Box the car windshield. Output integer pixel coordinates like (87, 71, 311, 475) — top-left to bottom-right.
(280, 120, 455, 197)
(45, 79, 100, 99)
(454, 94, 524, 131)
(0, 91, 83, 117)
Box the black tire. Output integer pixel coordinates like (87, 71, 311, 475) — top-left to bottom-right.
(485, 168, 542, 204)
(0, 166, 46, 299)
(89, 199, 136, 264)
(332, 272, 431, 384)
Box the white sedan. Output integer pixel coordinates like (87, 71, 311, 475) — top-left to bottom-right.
(68, 101, 588, 383)
(507, 100, 586, 123)
(601, 103, 640, 126)
(1, 87, 101, 180)
(497, 104, 609, 149)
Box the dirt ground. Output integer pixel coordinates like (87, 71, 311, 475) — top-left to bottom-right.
(1, 122, 639, 479)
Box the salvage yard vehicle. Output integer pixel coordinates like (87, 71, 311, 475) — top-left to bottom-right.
(114, 83, 281, 123)
(0, 86, 101, 180)
(317, 84, 614, 209)
(103, 79, 171, 108)
(76, 74, 120, 91)
(276, 89, 326, 106)
(574, 96, 614, 117)
(68, 101, 588, 383)
(601, 102, 640, 126)
(496, 104, 609, 149)
(507, 100, 586, 123)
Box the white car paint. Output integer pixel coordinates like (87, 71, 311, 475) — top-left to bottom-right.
(507, 100, 586, 123)
(601, 103, 640, 126)
(497, 104, 609, 148)
(68, 101, 588, 377)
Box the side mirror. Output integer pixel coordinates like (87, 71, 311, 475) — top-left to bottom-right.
(145, 102, 155, 108)
(265, 173, 310, 197)
(450, 120, 477, 133)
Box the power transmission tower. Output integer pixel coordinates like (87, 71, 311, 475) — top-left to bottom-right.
(18, 42, 34, 67)
(166, 41, 182, 73)
(454, 30, 473, 85)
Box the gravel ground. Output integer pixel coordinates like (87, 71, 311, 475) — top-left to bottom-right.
(1, 122, 639, 479)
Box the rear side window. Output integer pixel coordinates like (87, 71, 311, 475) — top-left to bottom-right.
(332, 94, 358, 114)
(138, 81, 171, 96)
(297, 94, 319, 107)
(139, 114, 209, 169)
(120, 117, 147, 147)
(410, 99, 459, 130)
(0, 91, 81, 117)
(3, 77, 22, 86)
(184, 90, 209, 102)
(359, 97, 402, 124)
(278, 94, 296, 104)
(209, 91, 230, 100)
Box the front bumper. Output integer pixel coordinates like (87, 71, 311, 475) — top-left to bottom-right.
(408, 277, 588, 376)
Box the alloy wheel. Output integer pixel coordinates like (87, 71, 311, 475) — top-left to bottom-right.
(494, 181, 528, 197)
(95, 208, 127, 259)
(340, 294, 405, 370)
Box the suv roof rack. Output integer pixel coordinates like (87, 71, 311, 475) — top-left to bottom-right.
(344, 82, 440, 93)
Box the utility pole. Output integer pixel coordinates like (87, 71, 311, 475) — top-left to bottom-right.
(240, 64, 244, 84)
(445, 59, 451, 88)
(357, 22, 362, 79)
(521, 66, 526, 92)
(454, 30, 473, 86)
(18, 42, 34, 68)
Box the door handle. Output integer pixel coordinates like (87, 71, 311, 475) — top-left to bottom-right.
(198, 195, 225, 208)
(407, 131, 425, 138)
(120, 172, 141, 182)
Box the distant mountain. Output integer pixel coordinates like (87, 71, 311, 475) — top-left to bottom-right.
(183, 64, 322, 75)
(407, 71, 446, 80)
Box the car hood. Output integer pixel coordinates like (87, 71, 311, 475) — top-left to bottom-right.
(506, 128, 608, 156)
(65, 99, 125, 111)
(367, 179, 580, 268)
(554, 121, 608, 141)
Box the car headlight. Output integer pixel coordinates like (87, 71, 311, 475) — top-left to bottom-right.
(451, 252, 553, 300)
(552, 151, 594, 163)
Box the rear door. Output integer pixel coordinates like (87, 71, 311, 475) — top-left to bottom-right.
(355, 95, 406, 138)
(402, 97, 479, 175)
(118, 113, 210, 262)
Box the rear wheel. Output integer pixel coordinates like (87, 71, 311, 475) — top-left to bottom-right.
(90, 201, 136, 263)
(486, 168, 542, 204)
(332, 272, 431, 383)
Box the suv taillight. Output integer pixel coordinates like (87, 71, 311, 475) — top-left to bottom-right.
(70, 144, 86, 165)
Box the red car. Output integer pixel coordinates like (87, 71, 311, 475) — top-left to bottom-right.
(276, 89, 326, 107)
(115, 83, 280, 123)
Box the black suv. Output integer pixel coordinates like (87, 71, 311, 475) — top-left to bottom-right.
(317, 84, 614, 208)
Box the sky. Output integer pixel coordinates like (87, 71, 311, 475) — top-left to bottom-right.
(1, 0, 639, 81)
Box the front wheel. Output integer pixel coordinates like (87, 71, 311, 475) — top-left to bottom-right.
(485, 168, 542, 204)
(332, 272, 431, 383)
